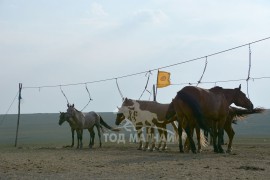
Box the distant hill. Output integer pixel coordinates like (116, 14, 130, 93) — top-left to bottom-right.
(0, 110, 269, 146)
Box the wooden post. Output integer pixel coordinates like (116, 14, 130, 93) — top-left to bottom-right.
(155, 70, 159, 101)
(153, 84, 156, 102)
(15, 83, 22, 147)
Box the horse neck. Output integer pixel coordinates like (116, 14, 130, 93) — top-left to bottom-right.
(220, 89, 236, 106)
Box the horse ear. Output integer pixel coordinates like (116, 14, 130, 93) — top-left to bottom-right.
(72, 104, 74, 107)
(239, 84, 241, 90)
(67, 104, 69, 107)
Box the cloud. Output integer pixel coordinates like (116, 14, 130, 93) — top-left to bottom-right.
(89, 2, 108, 17)
(133, 9, 168, 25)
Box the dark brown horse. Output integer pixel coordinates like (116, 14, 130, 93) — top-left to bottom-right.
(166, 85, 253, 153)
(169, 106, 264, 153)
(222, 106, 264, 153)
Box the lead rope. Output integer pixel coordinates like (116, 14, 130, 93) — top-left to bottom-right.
(139, 71, 152, 100)
(246, 44, 252, 98)
(60, 85, 69, 105)
(81, 83, 93, 111)
(197, 56, 208, 87)
(116, 78, 124, 101)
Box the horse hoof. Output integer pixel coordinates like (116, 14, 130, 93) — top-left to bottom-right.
(179, 150, 184, 153)
(226, 149, 232, 154)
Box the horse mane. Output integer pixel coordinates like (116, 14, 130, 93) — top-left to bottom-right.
(209, 86, 223, 92)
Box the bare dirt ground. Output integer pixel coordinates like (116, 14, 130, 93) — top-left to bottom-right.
(1, 139, 270, 180)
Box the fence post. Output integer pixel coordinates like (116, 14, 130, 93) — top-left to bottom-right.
(153, 84, 156, 102)
(15, 83, 22, 147)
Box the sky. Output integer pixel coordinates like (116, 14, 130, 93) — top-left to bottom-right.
(1, 0, 270, 114)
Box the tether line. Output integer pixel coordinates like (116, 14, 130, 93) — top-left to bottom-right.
(60, 86, 69, 104)
(197, 56, 208, 86)
(139, 71, 152, 100)
(116, 78, 124, 100)
(81, 83, 93, 111)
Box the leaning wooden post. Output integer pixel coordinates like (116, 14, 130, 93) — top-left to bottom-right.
(15, 83, 22, 147)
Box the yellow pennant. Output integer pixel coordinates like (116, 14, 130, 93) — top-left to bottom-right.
(157, 71, 171, 88)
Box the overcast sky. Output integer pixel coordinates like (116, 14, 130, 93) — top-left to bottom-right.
(1, 0, 270, 114)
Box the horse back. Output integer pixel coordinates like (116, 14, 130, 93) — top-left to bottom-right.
(179, 86, 229, 120)
(83, 111, 99, 128)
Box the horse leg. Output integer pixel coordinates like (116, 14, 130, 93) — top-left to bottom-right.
(185, 125, 196, 154)
(70, 128, 75, 148)
(136, 127, 143, 150)
(79, 129, 83, 149)
(212, 122, 219, 153)
(224, 122, 235, 153)
(161, 126, 168, 151)
(156, 127, 163, 151)
(178, 122, 184, 153)
(88, 128, 95, 148)
(220, 129, 225, 145)
(143, 127, 150, 151)
(96, 125, 102, 148)
(196, 127, 202, 153)
(184, 127, 195, 153)
(149, 127, 156, 152)
(75, 129, 80, 149)
(217, 120, 225, 153)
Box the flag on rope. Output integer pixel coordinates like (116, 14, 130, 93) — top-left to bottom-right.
(157, 71, 171, 88)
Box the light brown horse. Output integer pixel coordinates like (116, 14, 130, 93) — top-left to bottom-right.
(166, 85, 253, 153)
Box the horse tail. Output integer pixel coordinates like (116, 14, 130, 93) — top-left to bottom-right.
(230, 107, 265, 125)
(176, 91, 211, 134)
(199, 129, 208, 148)
(99, 116, 120, 132)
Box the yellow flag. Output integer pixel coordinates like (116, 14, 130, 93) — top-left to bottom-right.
(157, 71, 171, 88)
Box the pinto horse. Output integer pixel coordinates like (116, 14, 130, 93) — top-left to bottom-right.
(116, 98, 178, 151)
(167, 85, 253, 153)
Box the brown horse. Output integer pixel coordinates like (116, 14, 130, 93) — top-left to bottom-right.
(222, 106, 264, 153)
(169, 106, 264, 153)
(166, 85, 253, 153)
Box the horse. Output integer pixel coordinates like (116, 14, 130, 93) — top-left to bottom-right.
(59, 112, 95, 149)
(169, 106, 264, 153)
(222, 106, 264, 153)
(66, 104, 120, 149)
(166, 101, 203, 153)
(116, 98, 179, 151)
(166, 85, 253, 153)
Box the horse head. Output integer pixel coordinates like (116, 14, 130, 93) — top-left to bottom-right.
(66, 104, 77, 118)
(233, 85, 253, 111)
(115, 106, 127, 125)
(59, 112, 67, 125)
